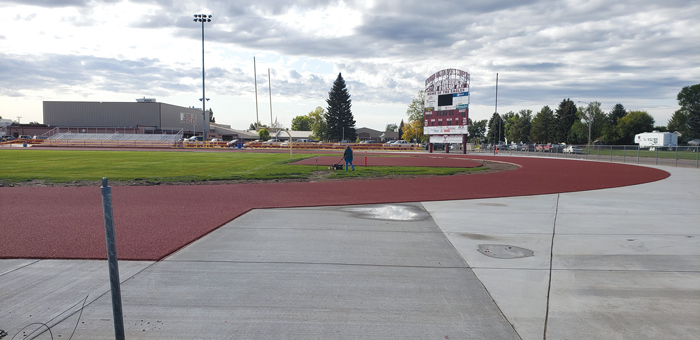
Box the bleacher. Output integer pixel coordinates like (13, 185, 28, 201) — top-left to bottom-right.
(44, 130, 183, 148)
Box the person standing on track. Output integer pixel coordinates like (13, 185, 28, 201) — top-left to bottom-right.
(343, 145, 355, 171)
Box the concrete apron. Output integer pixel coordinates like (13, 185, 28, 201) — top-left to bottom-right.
(3, 203, 519, 339)
(425, 165, 700, 340)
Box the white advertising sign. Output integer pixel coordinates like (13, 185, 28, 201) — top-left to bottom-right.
(430, 135, 464, 143)
(424, 125, 469, 135)
(426, 95, 437, 109)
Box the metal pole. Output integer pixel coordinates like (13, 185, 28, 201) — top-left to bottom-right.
(588, 105, 592, 151)
(201, 20, 207, 140)
(675, 146, 678, 167)
(494, 73, 498, 155)
(623, 145, 626, 163)
(268, 68, 273, 128)
(254, 57, 259, 130)
(100, 178, 125, 340)
(637, 146, 640, 164)
(655, 147, 658, 165)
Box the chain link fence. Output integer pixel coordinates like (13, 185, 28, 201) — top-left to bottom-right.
(488, 144, 700, 168)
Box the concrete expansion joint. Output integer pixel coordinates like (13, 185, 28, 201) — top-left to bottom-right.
(163, 259, 470, 269)
(0, 260, 40, 277)
(550, 268, 700, 273)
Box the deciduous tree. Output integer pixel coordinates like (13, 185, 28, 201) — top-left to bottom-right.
(468, 119, 487, 143)
(307, 107, 328, 141)
(291, 115, 312, 131)
(402, 120, 424, 142)
(667, 110, 689, 143)
(258, 128, 270, 141)
(616, 110, 655, 144)
(505, 109, 532, 143)
(677, 84, 700, 139)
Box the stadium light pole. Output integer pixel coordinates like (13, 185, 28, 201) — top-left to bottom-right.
(194, 13, 212, 140)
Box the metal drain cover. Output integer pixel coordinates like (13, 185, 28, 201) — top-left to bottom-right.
(478, 244, 534, 259)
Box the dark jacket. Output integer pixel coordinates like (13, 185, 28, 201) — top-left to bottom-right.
(343, 147, 353, 160)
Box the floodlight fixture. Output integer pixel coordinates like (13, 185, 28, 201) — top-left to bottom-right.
(194, 13, 212, 138)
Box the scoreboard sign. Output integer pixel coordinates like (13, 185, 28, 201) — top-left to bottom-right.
(424, 69, 470, 136)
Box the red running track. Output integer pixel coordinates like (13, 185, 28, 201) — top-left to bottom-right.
(0, 154, 668, 261)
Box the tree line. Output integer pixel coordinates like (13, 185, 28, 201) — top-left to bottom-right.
(399, 83, 699, 145)
(281, 81, 699, 146)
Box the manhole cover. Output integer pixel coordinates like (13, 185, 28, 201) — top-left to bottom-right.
(478, 244, 534, 259)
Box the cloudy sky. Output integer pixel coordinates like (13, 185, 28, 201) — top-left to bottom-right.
(1, 0, 698, 130)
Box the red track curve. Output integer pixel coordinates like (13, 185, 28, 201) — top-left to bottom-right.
(0, 153, 668, 261)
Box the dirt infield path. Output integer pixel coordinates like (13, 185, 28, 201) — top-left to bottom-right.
(0, 154, 668, 261)
(293, 155, 483, 168)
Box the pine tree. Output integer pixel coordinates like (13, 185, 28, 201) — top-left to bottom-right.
(609, 103, 627, 126)
(487, 112, 504, 143)
(530, 106, 554, 143)
(325, 73, 356, 141)
(554, 99, 577, 143)
(208, 108, 215, 123)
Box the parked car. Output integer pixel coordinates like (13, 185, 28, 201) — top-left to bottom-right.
(333, 140, 353, 146)
(391, 140, 412, 147)
(563, 145, 582, 154)
(187, 136, 203, 142)
(226, 139, 240, 148)
(18, 135, 33, 140)
(521, 144, 531, 152)
(263, 139, 283, 146)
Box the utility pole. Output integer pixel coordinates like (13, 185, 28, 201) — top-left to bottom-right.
(268, 68, 273, 128)
(494, 73, 499, 155)
(254, 57, 259, 131)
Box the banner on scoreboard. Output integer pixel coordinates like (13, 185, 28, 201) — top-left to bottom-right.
(430, 135, 465, 143)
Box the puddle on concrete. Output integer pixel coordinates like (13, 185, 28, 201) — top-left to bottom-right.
(343, 204, 428, 221)
(478, 244, 534, 259)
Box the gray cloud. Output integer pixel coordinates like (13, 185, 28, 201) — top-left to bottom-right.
(0, 53, 202, 96)
(2, 0, 698, 126)
(0, 0, 120, 7)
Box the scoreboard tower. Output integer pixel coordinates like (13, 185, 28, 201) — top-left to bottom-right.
(423, 69, 470, 153)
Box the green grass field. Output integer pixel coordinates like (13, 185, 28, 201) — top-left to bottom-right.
(0, 150, 483, 185)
